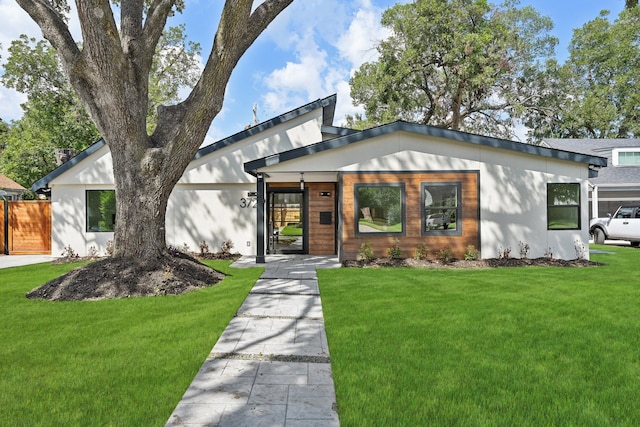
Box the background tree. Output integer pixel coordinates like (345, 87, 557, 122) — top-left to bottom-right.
(526, 8, 640, 139)
(16, 0, 293, 292)
(347, 0, 556, 139)
(0, 26, 200, 188)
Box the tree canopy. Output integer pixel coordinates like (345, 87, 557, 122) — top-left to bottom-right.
(347, 0, 556, 140)
(0, 25, 201, 188)
(525, 8, 640, 139)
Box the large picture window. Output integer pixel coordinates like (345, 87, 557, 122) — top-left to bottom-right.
(547, 183, 580, 230)
(422, 182, 461, 235)
(355, 184, 405, 235)
(86, 190, 116, 232)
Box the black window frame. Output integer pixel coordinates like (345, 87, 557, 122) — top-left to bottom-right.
(354, 183, 406, 237)
(86, 189, 116, 232)
(547, 183, 581, 230)
(421, 182, 462, 236)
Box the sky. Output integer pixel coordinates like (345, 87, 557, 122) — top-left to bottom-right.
(0, 0, 628, 145)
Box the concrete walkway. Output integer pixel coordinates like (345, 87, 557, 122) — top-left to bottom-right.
(0, 254, 55, 269)
(166, 255, 342, 427)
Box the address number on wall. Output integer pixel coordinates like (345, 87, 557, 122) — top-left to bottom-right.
(240, 197, 258, 208)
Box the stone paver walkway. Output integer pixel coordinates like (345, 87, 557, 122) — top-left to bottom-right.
(166, 255, 341, 427)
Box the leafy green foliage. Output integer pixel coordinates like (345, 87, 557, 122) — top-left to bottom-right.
(527, 8, 640, 139)
(0, 27, 200, 188)
(358, 242, 375, 261)
(348, 0, 556, 139)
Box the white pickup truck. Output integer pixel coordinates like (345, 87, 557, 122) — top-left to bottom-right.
(590, 206, 640, 246)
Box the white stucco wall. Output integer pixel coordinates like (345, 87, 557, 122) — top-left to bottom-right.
(259, 132, 593, 260)
(46, 107, 324, 257)
(166, 184, 257, 255)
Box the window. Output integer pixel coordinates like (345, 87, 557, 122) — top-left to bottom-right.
(86, 190, 116, 232)
(613, 149, 640, 166)
(547, 183, 580, 230)
(355, 184, 405, 235)
(422, 182, 461, 235)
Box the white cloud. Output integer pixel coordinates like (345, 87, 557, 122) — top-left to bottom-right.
(337, 1, 389, 72)
(259, 0, 392, 127)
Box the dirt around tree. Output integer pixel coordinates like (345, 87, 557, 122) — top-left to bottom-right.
(26, 252, 226, 301)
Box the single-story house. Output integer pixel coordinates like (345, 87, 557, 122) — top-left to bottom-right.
(32, 95, 607, 261)
(0, 173, 27, 200)
(542, 139, 640, 219)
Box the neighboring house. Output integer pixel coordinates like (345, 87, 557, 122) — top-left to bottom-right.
(542, 139, 640, 218)
(32, 95, 606, 261)
(0, 173, 27, 200)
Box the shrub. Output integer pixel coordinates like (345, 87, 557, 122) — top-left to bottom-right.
(87, 246, 99, 258)
(180, 243, 190, 254)
(386, 239, 402, 259)
(498, 246, 511, 260)
(105, 240, 114, 257)
(518, 241, 530, 258)
(358, 242, 375, 262)
(464, 245, 478, 261)
(414, 243, 428, 260)
(437, 247, 453, 263)
(199, 240, 210, 256)
(220, 240, 234, 255)
(574, 239, 587, 260)
(61, 244, 79, 259)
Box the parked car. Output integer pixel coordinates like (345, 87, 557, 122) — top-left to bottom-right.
(590, 205, 640, 246)
(426, 213, 450, 230)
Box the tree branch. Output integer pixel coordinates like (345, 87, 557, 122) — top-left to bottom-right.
(15, 0, 80, 68)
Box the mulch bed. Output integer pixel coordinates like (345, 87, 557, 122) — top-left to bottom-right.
(343, 257, 604, 269)
(27, 251, 240, 301)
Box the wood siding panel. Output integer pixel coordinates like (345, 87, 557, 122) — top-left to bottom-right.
(267, 182, 336, 255)
(8, 201, 52, 254)
(0, 202, 5, 254)
(307, 183, 336, 255)
(341, 172, 479, 260)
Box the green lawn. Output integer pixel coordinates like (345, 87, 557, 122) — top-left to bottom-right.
(318, 245, 640, 426)
(0, 260, 261, 426)
(358, 219, 403, 232)
(280, 223, 303, 236)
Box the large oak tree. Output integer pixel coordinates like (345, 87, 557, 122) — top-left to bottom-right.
(347, 0, 556, 140)
(16, 0, 293, 294)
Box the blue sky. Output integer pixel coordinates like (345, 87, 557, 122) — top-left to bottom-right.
(0, 0, 628, 144)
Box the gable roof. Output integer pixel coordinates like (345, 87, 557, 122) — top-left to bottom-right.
(194, 94, 336, 160)
(0, 173, 26, 191)
(31, 94, 338, 192)
(31, 139, 107, 192)
(543, 138, 640, 185)
(245, 121, 608, 174)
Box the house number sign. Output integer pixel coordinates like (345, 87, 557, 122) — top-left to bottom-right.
(240, 197, 258, 208)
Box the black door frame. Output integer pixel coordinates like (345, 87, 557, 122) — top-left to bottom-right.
(266, 186, 308, 255)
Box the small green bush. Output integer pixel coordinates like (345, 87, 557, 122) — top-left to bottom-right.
(464, 245, 478, 261)
(358, 242, 375, 261)
(414, 243, 428, 260)
(386, 239, 402, 259)
(437, 247, 453, 263)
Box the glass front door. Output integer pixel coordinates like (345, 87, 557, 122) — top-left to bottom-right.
(268, 191, 305, 254)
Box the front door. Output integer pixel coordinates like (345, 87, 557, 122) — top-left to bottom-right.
(267, 190, 306, 254)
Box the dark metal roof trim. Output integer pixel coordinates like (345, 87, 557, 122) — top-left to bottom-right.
(194, 94, 337, 160)
(31, 138, 107, 192)
(321, 125, 360, 137)
(245, 121, 608, 173)
(30, 95, 338, 191)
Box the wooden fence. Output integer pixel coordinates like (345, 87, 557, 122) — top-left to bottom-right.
(1, 201, 51, 255)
